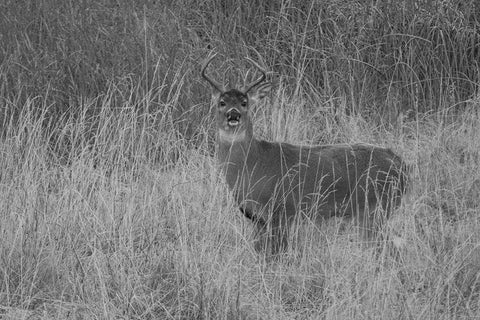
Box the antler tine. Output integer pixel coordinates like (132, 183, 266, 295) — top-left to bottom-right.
(244, 57, 267, 94)
(201, 53, 224, 93)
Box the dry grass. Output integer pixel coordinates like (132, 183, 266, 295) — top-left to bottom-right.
(0, 88, 479, 319)
(1, 0, 480, 319)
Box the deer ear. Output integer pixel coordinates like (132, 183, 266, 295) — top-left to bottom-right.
(248, 82, 272, 105)
(211, 91, 221, 101)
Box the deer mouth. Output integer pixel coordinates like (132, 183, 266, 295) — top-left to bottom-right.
(228, 119, 239, 127)
(226, 110, 241, 127)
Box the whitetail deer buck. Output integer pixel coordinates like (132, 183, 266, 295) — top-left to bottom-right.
(201, 54, 408, 254)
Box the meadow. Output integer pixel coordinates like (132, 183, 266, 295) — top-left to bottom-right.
(0, 1, 479, 319)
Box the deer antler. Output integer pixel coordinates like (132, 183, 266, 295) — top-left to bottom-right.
(201, 53, 224, 93)
(244, 57, 267, 94)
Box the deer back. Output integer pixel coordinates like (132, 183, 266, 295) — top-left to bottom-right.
(221, 139, 406, 220)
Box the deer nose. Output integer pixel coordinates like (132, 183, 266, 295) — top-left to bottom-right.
(226, 108, 241, 121)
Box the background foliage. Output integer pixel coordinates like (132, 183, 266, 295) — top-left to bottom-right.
(1, 0, 479, 130)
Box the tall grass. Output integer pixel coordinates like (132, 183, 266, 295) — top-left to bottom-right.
(1, 0, 480, 319)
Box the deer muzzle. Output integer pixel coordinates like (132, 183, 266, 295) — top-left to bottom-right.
(226, 108, 241, 127)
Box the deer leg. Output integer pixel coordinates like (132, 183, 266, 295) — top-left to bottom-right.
(239, 206, 256, 222)
(250, 210, 289, 255)
(270, 224, 289, 254)
(239, 206, 270, 252)
(356, 201, 378, 246)
(253, 222, 269, 253)
(267, 207, 293, 255)
(356, 198, 393, 252)
(241, 205, 291, 255)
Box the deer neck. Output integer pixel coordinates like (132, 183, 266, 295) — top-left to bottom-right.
(217, 123, 258, 166)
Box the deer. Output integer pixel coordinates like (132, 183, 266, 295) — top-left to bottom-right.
(201, 53, 408, 255)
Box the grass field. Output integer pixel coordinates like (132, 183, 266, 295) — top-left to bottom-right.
(1, 1, 480, 319)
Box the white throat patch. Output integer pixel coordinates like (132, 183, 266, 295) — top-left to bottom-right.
(219, 129, 246, 143)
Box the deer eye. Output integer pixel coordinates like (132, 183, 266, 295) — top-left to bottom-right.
(241, 101, 247, 107)
(219, 100, 226, 107)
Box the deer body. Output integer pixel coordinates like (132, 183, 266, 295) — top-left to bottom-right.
(218, 129, 405, 229)
(202, 55, 407, 253)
